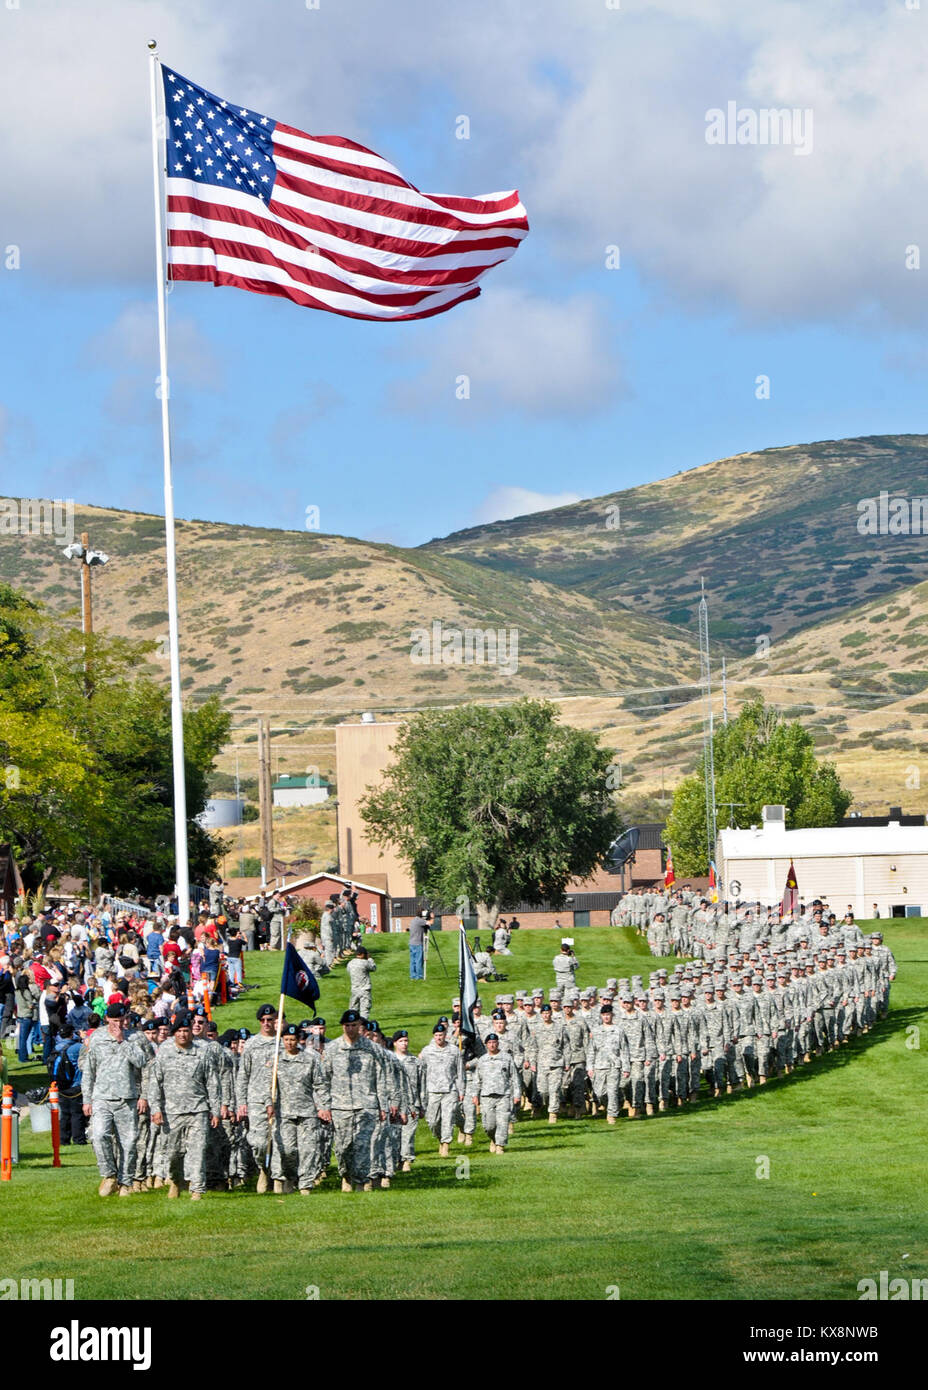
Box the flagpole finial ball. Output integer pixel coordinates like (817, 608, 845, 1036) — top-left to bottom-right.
(148, 39, 158, 50)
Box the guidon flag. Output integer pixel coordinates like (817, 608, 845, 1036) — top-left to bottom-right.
(159, 65, 529, 321)
(664, 850, 675, 889)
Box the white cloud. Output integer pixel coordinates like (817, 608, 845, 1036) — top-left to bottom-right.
(471, 485, 583, 526)
(3, 0, 928, 330)
(389, 286, 626, 417)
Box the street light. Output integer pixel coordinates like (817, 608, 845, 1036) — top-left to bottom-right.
(61, 532, 109, 637)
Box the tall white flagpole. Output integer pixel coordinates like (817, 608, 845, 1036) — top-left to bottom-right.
(148, 41, 190, 926)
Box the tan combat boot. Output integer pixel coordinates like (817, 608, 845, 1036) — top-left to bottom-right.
(464, 1133, 473, 1146)
(152, 1176, 164, 1189)
(189, 1191, 202, 1201)
(627, 1108, 639, 1119)
(438, 1142, 450, 1157)
(658, 1100, 667, 1112)
(167, 1182, 180, 1199)
(118, 1185, 133, 1197)
(273, 1179, 286, 1194)
(645, 1103, 655, 1116)
(606, 1115, 616, 1125)
(98, 1178, 117, 1197)
(341, 1178, 353, 1192)
(402, 1160, 412, 1172)
(381, 1176, 391, 1189)
(362, 1181, 373, 1192)
(300, 1188, 313, 1196)
(132, 1180, 144, 1193)
(256, 1169, 269, 1194)
(548, 1114, 557, 1124)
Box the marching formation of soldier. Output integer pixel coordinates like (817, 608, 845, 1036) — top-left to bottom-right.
(76, 903, 896, 1198)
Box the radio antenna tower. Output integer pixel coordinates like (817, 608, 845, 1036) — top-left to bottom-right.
(698, 578, 718, 868)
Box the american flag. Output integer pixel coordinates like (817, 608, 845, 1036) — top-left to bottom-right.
(160, 66, 529, 322)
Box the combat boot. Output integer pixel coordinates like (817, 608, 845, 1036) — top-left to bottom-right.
(438, 1141, 450, 1157)
(118, 1185, 133, 1197)
(627, 1108, 639, 1119)
(362, 1181, 373, 1192)
(98, 1178, 117, 1197)
(548, 1114, 557, 1124)
(152, 1176, 164, 1189)
(645, 1103, 655, 1116)
(189, 1191, 203, 1201)
(464, 1133, 472, 1145)
(606, 1115, 616, 1125)
(273, 1179, 286, 1194)
(256, 1169, 269, 1194)
(167, 1181, 181, 1199)
(341, 1178, 353, 1192)
(380, 1177, 390, 1189)
(658, 1100, 667, 1112)
(132, 1180, 144, 1193)
(402, 1160, 412, 1172)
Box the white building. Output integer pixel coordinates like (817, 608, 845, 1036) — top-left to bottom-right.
(717, 805, 928, 919)
(272, 774, 331, 808)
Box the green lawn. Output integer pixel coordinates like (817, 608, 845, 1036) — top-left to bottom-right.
(2, 922, 925, 1301)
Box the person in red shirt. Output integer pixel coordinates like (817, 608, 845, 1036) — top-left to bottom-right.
(161, 933, 183, 971)
(32, 957, 52, 991)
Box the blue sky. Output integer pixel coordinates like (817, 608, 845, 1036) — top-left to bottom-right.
(2, 0, 926, 547)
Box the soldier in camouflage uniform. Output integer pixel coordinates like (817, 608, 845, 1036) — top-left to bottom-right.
(238, 1004, 280, 1193)
(392, 1029, 425, 1171)
(475, 1033, 521, 1151)
(419, 1021, 463, 1156)
(347, 948, 376, 1018)
(149, 1011, 221, 1200)
(527, 1001, 567, 1122)
(133, 1018, 160, 1189)
(585, 1003, 625, 1122)
(82, 1002, 153, 1197)
(190, 1008, 232, 1188)
(321, 1009, 389, 1192)
(560, 997, 590, 1118)
(266, 1023, 331, 1194)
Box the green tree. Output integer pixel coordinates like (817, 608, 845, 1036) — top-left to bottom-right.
(0, 583, 230, 893)
(360, 699, 621, 930)
(664, 698, 852, 875)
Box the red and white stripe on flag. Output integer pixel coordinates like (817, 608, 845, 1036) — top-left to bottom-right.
(162, 66, 529, 321)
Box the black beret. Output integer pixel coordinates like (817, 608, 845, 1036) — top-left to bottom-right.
(171, 1011, 193, 1032)
(105, 1003, 127, 1019)
(340, 1009, 360, 1025)
(256, 1004, 278, 1020)
(283, 1024, 298, 1037)
(433, 1022, 446, 1034)
(392, 1029, 408, 1041)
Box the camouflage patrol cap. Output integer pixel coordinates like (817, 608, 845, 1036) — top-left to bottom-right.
(531, 986, 544, 997)
(516, 990, 527, 1000)
(501, 995, 514, 1004)
(680, 985, 693, 996)
(619, 991, 633, 1003)
(494, 995, 504, 1005)
(652, 988, 665, 1001)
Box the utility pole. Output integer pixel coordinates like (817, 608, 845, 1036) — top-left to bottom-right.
(698, 578, 718, 871)
(257, 720, 268, 887)
(257, 718, 275, 888)
(722, 656, 729, 726)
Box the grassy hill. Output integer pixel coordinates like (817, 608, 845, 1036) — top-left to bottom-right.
(425, 433, 928, 648)
(6, 431, 928, 831)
